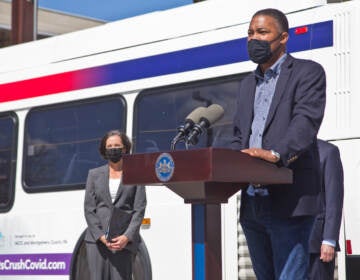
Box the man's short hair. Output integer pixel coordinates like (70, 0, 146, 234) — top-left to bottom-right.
(252, 8, 289, 33)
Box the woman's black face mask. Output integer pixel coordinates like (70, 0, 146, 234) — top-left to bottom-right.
(105, 148, 123, 163)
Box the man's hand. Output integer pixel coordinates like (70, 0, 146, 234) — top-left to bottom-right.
(242, 148, 279, 163)
(320, 244, 335, 262)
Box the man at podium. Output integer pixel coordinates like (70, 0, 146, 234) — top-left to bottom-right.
(231, 8, 326, 280)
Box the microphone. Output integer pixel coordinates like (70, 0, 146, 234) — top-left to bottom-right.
(186, 104, 224, 145)
(171, 106, 207, 150)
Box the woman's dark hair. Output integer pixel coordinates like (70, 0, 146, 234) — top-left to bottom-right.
(99, 130, 132, 159)
(252, 8, 289, 33)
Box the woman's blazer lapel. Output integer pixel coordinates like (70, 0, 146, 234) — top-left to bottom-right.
(97, 164, 112, 205)
(112, 181, 125, 205)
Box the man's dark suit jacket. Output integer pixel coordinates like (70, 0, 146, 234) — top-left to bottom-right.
(84, 164, 146, 252)
(309, 140, 344, 253)
(231, 54, 326, 217)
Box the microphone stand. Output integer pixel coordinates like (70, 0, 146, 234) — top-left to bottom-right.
(170, 136, 181, 151)
(170, 125, 190, 151)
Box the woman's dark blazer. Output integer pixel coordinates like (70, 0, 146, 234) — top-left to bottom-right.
(84, 164, 146, 252)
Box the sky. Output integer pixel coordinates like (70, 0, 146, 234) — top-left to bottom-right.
(38, 0, 193, 22)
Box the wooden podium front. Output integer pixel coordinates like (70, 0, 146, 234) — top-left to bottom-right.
(123, 148, 292, 280)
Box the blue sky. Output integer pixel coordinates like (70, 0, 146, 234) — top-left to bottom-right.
(38, 0, 193, 22)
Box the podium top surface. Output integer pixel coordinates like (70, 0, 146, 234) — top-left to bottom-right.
(123, 147, 292, 186)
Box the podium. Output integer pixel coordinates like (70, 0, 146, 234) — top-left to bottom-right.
(123, 148, 292, 280)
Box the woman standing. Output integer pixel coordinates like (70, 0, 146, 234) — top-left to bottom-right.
(84, 130, 146, 280)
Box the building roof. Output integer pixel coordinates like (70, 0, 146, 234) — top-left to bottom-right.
(0, 0, 105, 47)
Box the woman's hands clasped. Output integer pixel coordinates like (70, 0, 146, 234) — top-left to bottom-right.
(100, 234, 130, 251)
(108, 235, 129, 251)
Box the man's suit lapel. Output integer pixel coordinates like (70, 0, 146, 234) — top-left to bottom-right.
(264, 55, 294, 132)
(242, 73, 257, 145)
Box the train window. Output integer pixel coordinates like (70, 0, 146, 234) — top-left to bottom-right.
(133, 75, 247, 153)
(23, 96, 126, 192)
(0, 113, 18, 212)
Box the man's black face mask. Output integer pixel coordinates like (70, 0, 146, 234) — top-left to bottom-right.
(247, 34, 282, 64)
(105, 148, 123, 163)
